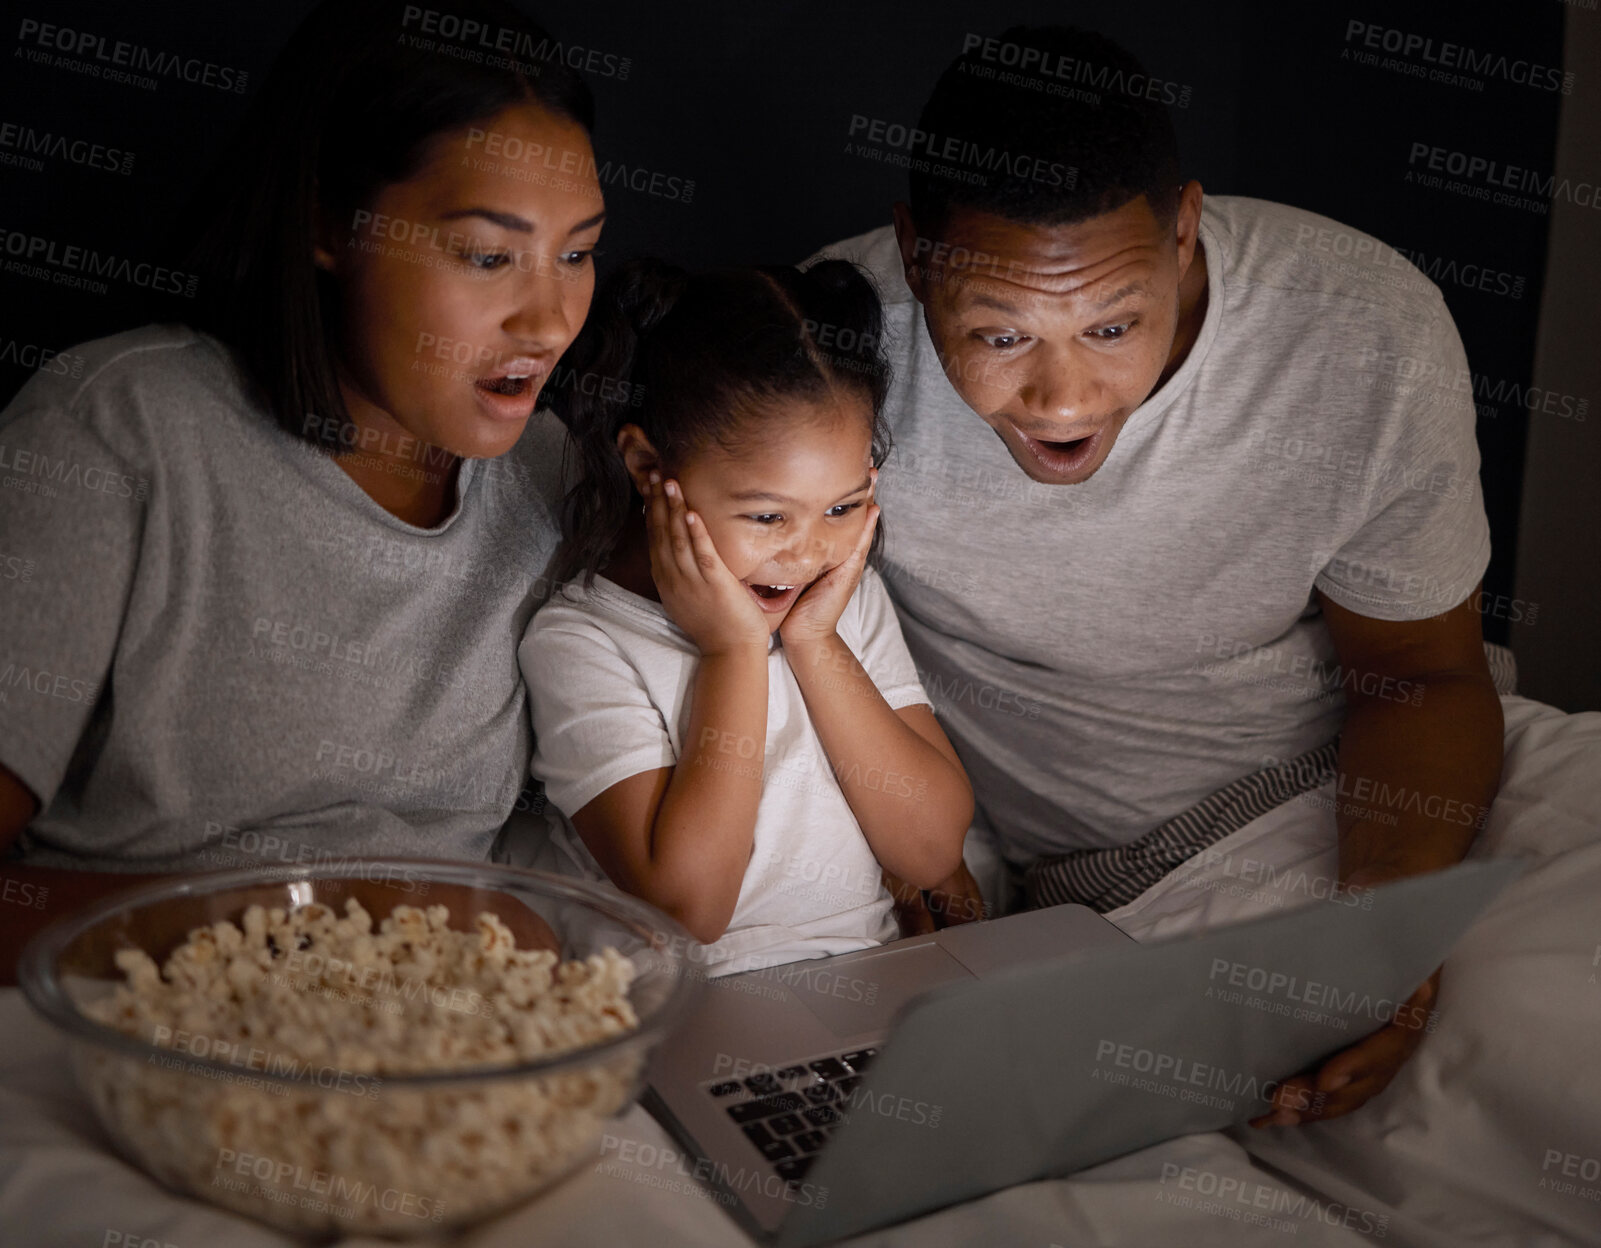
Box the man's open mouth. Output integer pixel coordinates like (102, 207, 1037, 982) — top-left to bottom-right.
(1013, 424, 1107, 478)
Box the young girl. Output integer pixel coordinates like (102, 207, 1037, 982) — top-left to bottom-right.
(521, 259, 975, 974)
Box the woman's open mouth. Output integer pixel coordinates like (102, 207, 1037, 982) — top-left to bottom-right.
(472, 358, 547, 421)
(745, 582, 802, 614)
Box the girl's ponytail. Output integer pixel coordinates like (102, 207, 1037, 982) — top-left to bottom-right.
(550, 259, 685, 586)
(788, 258, 892, 447)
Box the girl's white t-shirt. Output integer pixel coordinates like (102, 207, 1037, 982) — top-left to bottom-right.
(518, 567, 928, 976)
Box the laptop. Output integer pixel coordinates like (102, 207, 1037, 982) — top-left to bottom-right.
(643, 856, 1524, 1246)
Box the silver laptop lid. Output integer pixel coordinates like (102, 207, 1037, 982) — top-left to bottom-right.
(776, 856, 1525, 1247)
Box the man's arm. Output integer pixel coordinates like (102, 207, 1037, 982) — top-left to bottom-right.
(0, 762, 176, 986)
(1252, 583, 1503, 1126)
(1321, 585, 1504, 883)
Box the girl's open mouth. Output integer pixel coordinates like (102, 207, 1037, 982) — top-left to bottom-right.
(745, 582, 802, 614)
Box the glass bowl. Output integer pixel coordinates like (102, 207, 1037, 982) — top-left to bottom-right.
(18, 859, 700, 1238)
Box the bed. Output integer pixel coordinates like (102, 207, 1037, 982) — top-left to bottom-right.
(2, 693, 1596, 1247)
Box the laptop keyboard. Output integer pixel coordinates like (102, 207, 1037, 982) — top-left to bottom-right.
(703, 1047, 877, 1182)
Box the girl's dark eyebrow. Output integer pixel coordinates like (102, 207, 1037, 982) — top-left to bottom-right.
(437, 208, 607, 235)
(729, 477, 873, 506)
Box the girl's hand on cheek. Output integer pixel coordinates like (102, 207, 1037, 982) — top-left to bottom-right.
(779, 501, 878, 655)
(646, 475, 771, 657)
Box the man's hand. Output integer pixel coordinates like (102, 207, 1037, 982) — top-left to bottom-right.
(1252, 966, 1439, 1128)
(1248, 586, 1504, 1127)
(1250, 859, 1449, 1128)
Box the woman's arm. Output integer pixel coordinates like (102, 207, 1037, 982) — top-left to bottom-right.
(0, 763, 176, 985)
(0, 365, 161, 982)
(569, 646, 768, 945)
(786, 639, 973, 887)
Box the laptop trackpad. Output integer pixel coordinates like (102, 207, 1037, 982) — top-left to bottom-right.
(785, 941, 976, 1039)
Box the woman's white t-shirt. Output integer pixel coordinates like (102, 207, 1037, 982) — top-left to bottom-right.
(519, 567, 928, 976)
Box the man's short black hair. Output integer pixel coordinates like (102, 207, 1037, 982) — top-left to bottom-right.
(908, 25, 1181, 234)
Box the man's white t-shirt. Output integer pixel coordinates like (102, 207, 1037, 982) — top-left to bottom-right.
(519, 568, 927, 975)
(811, 196, 1491, 863)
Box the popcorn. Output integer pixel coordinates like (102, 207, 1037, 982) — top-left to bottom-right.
(79, 899, 643, 1235)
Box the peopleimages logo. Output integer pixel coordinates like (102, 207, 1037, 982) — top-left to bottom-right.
(149, 1027, 383, 1098)
(0, 121, 134, 174)
(1292, 222, 1526, 301)
(1207, 958, 1435, 1030)
(0, 228, 198, 296)
(0, 336, 86, 377)
(1090, 1039, 1321, 1114)
(463, 130, 693, 203)
(400, 5, 631, 79)
(1344, 20, 1573, 94)
(15, 18, 249, 93)
(1406, 142, 1600, 213)
(1352, 346, 1589, 422)
(596, 1132, 827, 1209)
(1158, 1163, 1392, 1237)
(846, 115, 1074, 188)
(212, 1149, 445, 1222)
(961, 33, 1193, 107)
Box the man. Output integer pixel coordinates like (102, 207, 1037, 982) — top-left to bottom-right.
(812, 25, 1503, 1126)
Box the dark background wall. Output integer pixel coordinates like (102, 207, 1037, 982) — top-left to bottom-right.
(1514, 6, 1601, 713)
(1, 0, 1578, 663)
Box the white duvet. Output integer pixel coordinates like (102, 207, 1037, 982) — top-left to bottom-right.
(1, 693, 1596, 1247)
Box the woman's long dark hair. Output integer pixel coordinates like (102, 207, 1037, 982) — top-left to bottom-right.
(547, 258, 892, 587)
(182, 0, 594, 452)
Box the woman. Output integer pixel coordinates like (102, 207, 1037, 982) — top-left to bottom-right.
(0, 0, 603, 977)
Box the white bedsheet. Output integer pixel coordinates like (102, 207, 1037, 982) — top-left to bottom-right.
(2, 694, 1596, 1247)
